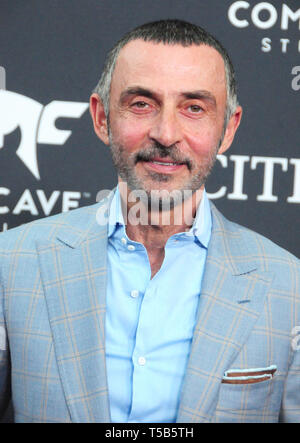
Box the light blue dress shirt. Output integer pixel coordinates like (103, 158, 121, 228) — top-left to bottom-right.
(105, 186, 212, 423)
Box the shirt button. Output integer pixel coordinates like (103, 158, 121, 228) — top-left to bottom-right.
(127, 244, 135, 251)
(138, 356, 146, 366)
(130, 290, 139, 298)
(121, 237, 127, 245)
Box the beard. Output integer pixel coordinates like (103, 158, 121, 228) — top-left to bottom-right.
(109, 133, 222, 210)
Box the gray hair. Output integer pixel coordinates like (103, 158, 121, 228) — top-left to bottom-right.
(93, 19, 239, 127)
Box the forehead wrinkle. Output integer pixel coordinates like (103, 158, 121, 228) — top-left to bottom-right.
(121, 41, 225, 74)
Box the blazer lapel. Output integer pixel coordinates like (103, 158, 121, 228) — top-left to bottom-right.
(177, 203, 273, 423)
(36, 199, 111, 422)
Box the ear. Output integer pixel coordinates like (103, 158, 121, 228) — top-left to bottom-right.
(89, 93, 109, 145)
(218, 106, 243, 155)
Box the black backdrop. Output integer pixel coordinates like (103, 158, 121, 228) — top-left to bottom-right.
(0, 0, 299, 421)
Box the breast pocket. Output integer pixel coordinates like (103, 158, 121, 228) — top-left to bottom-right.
(216, 376, 274, 412)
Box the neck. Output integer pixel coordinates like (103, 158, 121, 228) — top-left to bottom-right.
(118, 181, 204, 250)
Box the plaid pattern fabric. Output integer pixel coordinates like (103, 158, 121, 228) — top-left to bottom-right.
(0, 197, 299, 423)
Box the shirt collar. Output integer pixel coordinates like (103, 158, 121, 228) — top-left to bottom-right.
(108, 185, 211, 249)
(183, 188, 211, 248)
(107, 185, 124, 238)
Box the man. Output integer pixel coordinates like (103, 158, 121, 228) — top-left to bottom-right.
(0, 20, 299, 423)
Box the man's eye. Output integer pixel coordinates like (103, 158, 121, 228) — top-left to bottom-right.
(188, 105, 203, 113)
(132, 101, 149, 108)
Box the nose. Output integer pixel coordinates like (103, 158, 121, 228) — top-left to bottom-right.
(148, 105, 182, 147)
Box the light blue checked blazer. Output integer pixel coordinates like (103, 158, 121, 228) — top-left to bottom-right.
(0, 195, 299, 423)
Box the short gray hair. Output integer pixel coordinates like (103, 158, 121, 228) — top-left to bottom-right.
(93, 19, 239, 126)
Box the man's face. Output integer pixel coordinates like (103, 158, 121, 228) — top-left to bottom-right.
(91, 40, 241, 203)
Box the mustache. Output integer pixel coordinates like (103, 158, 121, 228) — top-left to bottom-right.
(134, 142, 193, 171)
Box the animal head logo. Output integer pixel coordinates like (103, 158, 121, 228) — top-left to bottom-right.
(0, 75, 88, 180)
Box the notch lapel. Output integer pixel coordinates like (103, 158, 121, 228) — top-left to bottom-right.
(177, 204, 273, 423)
(37, 200, 111, 422)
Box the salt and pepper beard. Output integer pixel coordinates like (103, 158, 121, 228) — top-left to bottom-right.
(108, 130, 223, 211)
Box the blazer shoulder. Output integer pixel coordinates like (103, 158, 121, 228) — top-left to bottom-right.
(210, 203, 299, 312)
(210, 202, 299, 268)
(234, 221, 298, 266)
(0, 202, 101, 253)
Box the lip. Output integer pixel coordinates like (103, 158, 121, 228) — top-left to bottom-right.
(141, 157, 186, 173)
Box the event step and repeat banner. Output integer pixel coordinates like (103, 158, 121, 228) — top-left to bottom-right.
(0, 0, 299, 257)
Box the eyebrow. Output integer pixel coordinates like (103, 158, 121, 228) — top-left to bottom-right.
(119, 86, 217, 107)
(119, 87, 156, 103)
(182, 90, 216, 106)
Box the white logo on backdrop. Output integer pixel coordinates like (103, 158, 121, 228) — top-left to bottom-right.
(228, 2, 300, 53)
(0, 90, 88, 179)
(228, 2, 300, 30)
